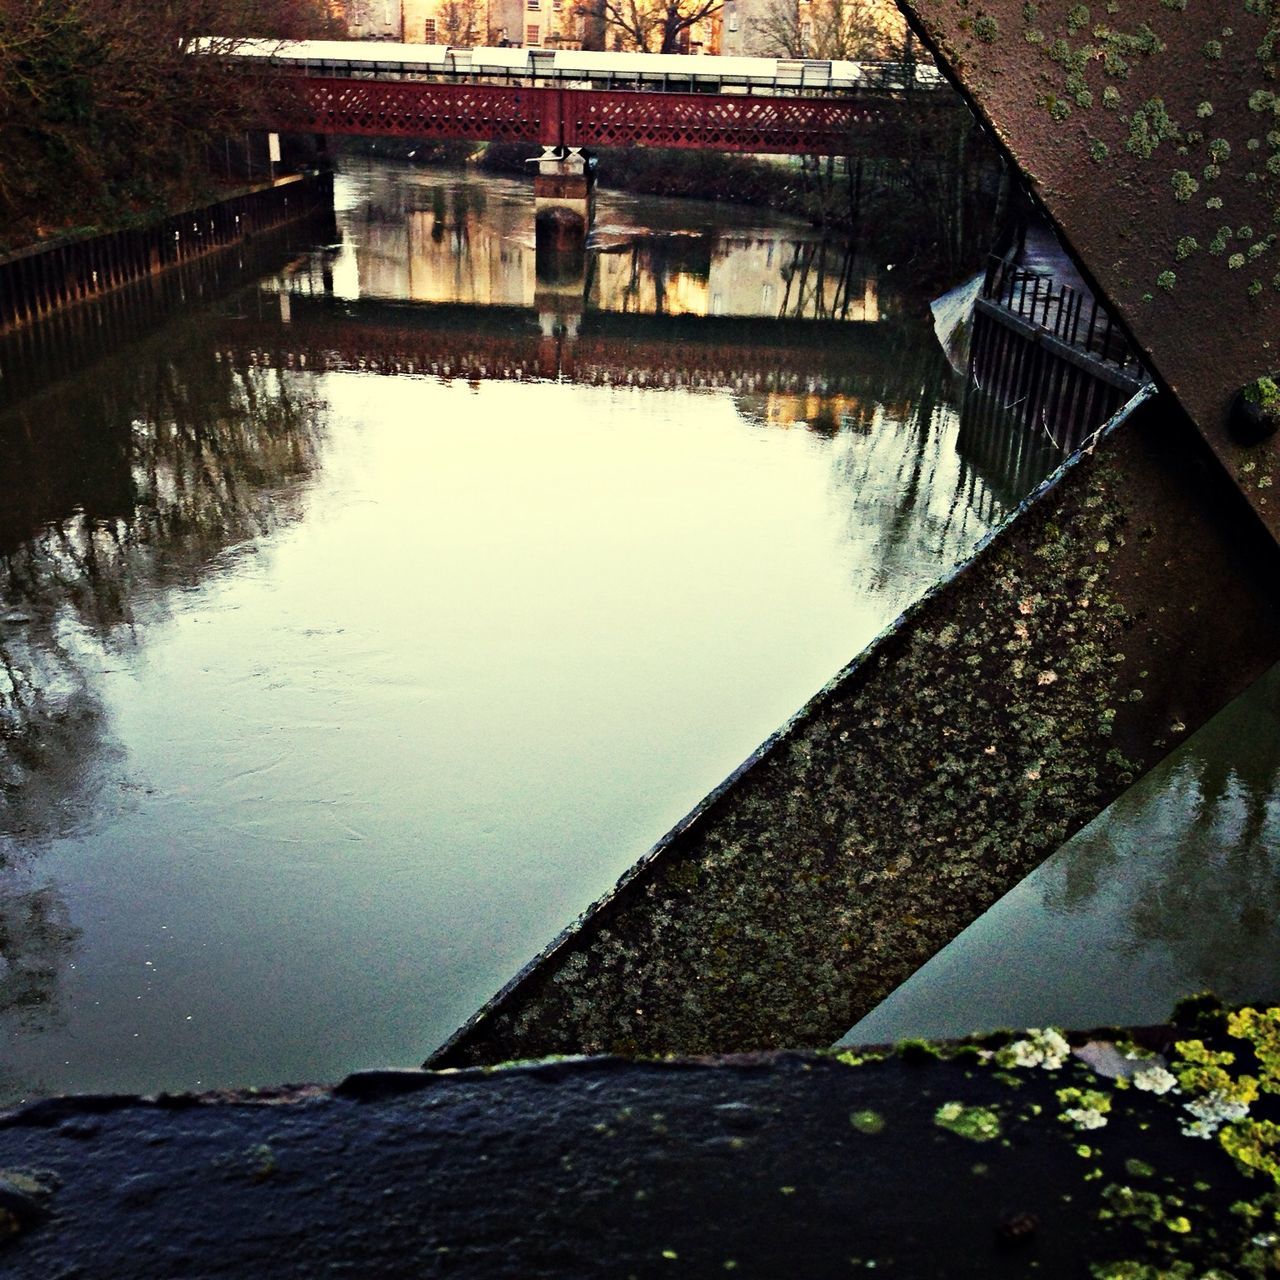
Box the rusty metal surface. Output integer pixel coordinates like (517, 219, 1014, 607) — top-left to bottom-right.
(896, 0, 1280, 539)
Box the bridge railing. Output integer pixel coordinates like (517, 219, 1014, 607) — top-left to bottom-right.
(205, 39, 950, 99)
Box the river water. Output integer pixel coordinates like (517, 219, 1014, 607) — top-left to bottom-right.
(0, 160, 1049, 1101)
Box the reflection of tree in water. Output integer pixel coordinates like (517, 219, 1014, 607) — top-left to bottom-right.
(601, 233, 714, 316)
(599, 234, 870, 322)
(1039, 664, 1280, 1000)
(732, 319, 1022, 592)
(0, 328, 330, 1029)
(0, 880, 79, 1034)
(777, 239, 869, 322)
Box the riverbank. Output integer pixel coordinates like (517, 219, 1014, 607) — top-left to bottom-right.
(0, 171, 334, 336)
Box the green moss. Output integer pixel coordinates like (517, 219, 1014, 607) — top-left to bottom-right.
(934, 1101, 1002, 1142)
(897, 1037, 941, 1064)
(1242, 375, 1280, 413)
(1104, 50, 1130, 78)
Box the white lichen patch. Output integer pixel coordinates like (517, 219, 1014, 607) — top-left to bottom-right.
(996, 1027, 1071, 1071)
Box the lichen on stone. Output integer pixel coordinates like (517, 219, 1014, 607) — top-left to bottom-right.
(935, 1101, 1002, 1141)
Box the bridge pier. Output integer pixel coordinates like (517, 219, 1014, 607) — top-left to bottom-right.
(532, 146, 595, 256)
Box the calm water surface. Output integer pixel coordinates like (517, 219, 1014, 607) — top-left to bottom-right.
(0, 161, 1039, 1100)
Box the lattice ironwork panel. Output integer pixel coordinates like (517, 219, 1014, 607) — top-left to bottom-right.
(270, 77, 544, 143)
(561, 90, 881, 154)
(260, 74, 931, 154)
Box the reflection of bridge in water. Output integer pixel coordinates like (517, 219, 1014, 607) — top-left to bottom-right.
(218, 290, 1060, 528)
(220, 292, 900, 396)
(0, 221, 1061, 550)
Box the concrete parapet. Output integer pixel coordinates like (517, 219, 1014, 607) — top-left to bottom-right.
(1, 1001, 1276, 1277)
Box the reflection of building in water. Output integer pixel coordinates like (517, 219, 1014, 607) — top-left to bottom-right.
(331, 180, 538, 307)
(282, 167, 881, 321)
(589, 235, 878, 321)
(749, 392, 882, 434)
(398, 210, 535, 306)
(590, 240, 711, 316)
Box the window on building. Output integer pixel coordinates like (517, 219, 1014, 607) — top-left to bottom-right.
(527, 22, 540, 42)
(727, 9, 738, 30)
(527, 0, 540, 10)
(424, 17, 436, 37)
(553, 0, 562, 10)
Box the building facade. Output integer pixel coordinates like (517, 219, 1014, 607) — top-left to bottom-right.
(719, 0, 903, 59)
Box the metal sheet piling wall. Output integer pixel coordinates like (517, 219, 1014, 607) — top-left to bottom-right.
(969, 256, 1147, 454)
(0, 172, 334, 335)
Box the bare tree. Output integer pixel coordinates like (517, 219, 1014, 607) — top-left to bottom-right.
(433, 0, 485, 44)
(581, 0, 723, 54)
(752, 0, 902, 60)
(0, 0, 335, 244)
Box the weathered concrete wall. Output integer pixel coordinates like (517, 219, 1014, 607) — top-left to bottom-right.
(431, 390, 1280, 1066)
(2, 1002, 1277, 1277)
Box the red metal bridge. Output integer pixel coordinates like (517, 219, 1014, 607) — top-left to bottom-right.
(224, 42, 949, 155)
(265, 79, 924, 153)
